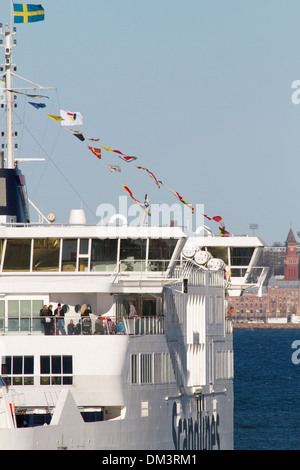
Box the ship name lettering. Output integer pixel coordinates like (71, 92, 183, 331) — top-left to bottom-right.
(172, 401, 220, 450)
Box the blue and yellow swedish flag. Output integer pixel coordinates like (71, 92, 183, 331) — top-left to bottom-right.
(13, 3, 45, 24)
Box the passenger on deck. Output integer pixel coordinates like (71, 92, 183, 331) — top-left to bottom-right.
(84, 305, 92, 316)
(67, 319, 75, 335)
(116, 320, 126, 334)
(107, 317, 115, 334)
(80, 304, 87, 316)
(82, 310, 92, 334)
(95, 315, 105, 335)
(48, 305, 55, 335)
(81, 304, 92, 317)
(128, 301, 138, 318)
(54, 303, 66, 335)
(74, 319, 82, 335)
(40, 305, 54, 335)
(128, 301, 139, 334)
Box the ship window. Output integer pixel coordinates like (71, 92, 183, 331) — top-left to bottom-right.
(0, 177, 6, 206)
(40, 355, 73, 385)
(209, 296, 214, 324)
(230, 268, 247, 278)
(91, 238, 118, 272)
(78, 258, 89, 272)
(148, 238, 177, 271)
(216, 351, 234, 380)
(62, 239, 77, 271)
(13, 356, 22, 375)
(132, 353, 177, 385)
(1, 355, 34, 386)
(0, 300, 4, 333)
(63, 355, 72, 374)
(140, 354, 152, 384)
(33, 238, 60, 271)
(120, 238, 146, 271)
(20, 300, 31, 331)
(230, 247, 255, 266)
(52, 355, 61, 374)
(206, 247, 228, 265)
(131, 354, 138, 384)
(79, 238, 89, 255)
(40, 356, 50, 374)
(216, 296, 223, 324)
(8, 300, 19, 331)
(141, 299, 156, 316)
(3, 238, 31, 271)
(6, 299, 44, 332)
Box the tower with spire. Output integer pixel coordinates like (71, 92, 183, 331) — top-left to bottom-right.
(284, 228, 299, 281)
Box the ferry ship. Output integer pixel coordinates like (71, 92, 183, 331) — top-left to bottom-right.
(0, 16, 265, 450)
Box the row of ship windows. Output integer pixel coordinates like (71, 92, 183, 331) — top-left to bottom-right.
(1, 355, 73, 386)
(131, 350, 232, 386)
(1, 353, 179, 387)
(0, 237, 178, 272)
(0, 238, 256, 273)
(1, 349, 231, 388)
(131, 353, 177, 385)
(201, 246, 255, 266)
(0, 300, 84, 333)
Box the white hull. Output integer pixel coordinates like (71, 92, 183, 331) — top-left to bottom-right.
(0, 334, 233, 450)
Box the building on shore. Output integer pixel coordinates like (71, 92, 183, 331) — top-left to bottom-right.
(227, 229, 300, 322)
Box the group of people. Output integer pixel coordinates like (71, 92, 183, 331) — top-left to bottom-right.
(39, 303, 66, 336)
(94, 316, 126, 335)
(39, 302, 128, 336)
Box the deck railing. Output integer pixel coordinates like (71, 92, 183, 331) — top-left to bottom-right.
(0, 315, 165, 336)
(171, 266, 225, 288)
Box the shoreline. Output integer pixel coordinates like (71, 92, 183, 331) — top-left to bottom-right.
(233, 322, 300, 329)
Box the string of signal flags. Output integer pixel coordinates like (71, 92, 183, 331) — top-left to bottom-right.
(18, 91, 229, 236)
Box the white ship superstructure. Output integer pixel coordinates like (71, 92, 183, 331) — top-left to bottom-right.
(0, 217, 266, 450)
(0, 15, 265, 450)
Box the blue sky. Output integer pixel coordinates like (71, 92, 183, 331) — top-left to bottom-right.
(1, 0, 300, 245)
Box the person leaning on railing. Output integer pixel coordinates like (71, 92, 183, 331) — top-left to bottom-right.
(40, 305, 54, 335)
(128, 301, 138, 318)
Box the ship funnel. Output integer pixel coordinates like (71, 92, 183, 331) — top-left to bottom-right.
(68, 209, 87, 225)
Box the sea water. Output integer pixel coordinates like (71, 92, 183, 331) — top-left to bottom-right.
(234, 328, 300, 450)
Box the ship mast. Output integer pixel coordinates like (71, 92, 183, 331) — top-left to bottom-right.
(2, 23, 15, 169)
(0, 15, 56, 224)
(0, 22, 55, 169)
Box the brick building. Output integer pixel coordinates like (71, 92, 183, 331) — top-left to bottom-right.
(227, 229, 300, 321)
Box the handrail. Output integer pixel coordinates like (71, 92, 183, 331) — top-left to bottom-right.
(0, 315, 165, 336)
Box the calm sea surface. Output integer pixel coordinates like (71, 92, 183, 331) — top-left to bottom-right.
(234, 328, 300, 450)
